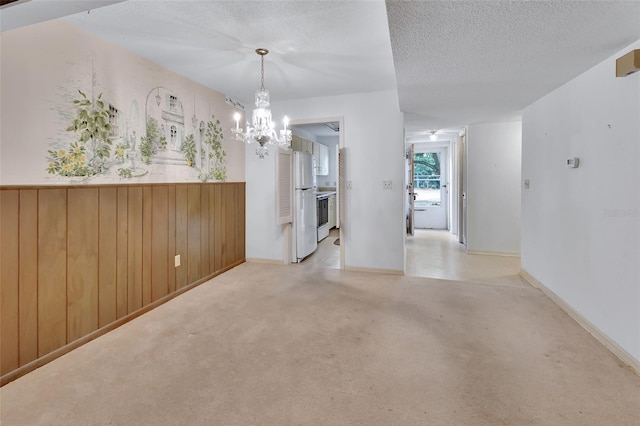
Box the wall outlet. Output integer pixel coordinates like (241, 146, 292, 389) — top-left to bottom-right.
(174, 255, 181, 267)
(383, 180, 392, 189)
(346, 181, 352, 190)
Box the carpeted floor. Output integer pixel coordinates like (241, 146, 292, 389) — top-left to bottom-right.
(1, 262, 639, 425)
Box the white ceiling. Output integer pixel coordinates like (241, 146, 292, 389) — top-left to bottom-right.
(62, 1, 398, 108)
(2, 1, 640, 143)
(0, 0, 124, 32)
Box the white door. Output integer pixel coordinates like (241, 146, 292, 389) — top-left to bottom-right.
(414, 148, 448, 229)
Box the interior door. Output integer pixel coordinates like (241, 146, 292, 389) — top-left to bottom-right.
(414, 148, 448, 229)
(406, 144, 415, 235)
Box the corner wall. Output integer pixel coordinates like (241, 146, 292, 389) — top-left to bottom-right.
(466, 121, 522, 255)
(522, 40, 640, 365)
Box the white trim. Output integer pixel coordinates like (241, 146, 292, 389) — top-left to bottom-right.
(245, 258, 286, 265)
(345, 265, 404, 275)
(466, 250, 520, 257)
(520, 269, 640, 376)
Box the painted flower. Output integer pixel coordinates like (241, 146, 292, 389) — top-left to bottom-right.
(48, 163, 56, 173)
(115, 145, 125, 158)
(58, 149, 66, 157)
(62, 163, 74, 173)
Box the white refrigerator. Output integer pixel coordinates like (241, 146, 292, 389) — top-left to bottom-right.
(293, 151, 318, 262)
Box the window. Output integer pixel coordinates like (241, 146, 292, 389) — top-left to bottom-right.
(108, 104, 119, 137)
(169, 95, 177, 112)
(414, 151, 441, 209)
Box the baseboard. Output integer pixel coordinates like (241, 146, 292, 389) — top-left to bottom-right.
(520, 269, 640, 376)
(466, 249, 520, 257)
(344, 265, 404, 275)
(246, 258, 288, 265)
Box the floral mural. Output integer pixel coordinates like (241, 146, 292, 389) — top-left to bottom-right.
(46, 87, 228, 182)
(47, 90, 112, 177)
(1, 20, 242, 186)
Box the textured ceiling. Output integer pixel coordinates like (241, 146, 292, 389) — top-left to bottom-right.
(387, 0, 640, 140)
(3, 1, 640, 142)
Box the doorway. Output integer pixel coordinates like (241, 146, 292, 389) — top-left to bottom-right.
(413, 147, 448, 229)
(289, 117, 344, 269)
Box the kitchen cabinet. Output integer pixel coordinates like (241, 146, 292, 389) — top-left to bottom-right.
(292, 135, 328, 175)
(292, 135, 313, 154)
(291, 135, 301, 152)
(313, 143, 329, 176)
(328, 194, 336, 229)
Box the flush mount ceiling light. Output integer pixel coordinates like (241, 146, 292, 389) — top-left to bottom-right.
(232, 48, 291, 159)
(429, 131, 438, 141)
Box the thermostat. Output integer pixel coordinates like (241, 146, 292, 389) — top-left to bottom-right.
(566, 157, 579, 168)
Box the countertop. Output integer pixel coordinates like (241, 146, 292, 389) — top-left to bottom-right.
(315, 190, 336, 198)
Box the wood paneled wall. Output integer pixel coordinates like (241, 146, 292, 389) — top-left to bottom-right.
(0, 182, 245, 383)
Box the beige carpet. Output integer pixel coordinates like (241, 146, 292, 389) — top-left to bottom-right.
(1, 262, 639, 425)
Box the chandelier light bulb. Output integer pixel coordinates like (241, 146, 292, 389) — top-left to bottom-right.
(231, 48, 292, 159)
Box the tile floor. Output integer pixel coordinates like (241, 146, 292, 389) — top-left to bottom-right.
(304, 227, 523, 286)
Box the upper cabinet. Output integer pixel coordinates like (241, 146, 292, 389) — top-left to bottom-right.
(292, 134, 329, 176)
(312, 141, 329, 176)
(292, 134, 313, 155)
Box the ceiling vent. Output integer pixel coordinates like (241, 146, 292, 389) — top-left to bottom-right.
(324, 122, 340, 132)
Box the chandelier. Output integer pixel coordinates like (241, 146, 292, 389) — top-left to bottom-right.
(232, 48, 291, 159)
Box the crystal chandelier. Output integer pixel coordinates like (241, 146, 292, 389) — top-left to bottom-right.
(232, 48, 291, 159)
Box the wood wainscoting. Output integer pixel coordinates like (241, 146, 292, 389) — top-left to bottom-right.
(0, 182, 245, 385)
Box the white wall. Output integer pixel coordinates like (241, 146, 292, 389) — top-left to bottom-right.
(466, 121, 522, 254)
(245, 90, 405, 272)
(522, 40, 640, 364)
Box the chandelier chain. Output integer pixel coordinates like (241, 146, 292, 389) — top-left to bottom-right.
(260, 54, 265, 91)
